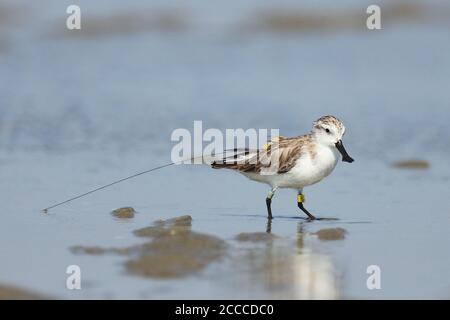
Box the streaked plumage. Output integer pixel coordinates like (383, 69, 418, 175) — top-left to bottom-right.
(211, 115, 354, 220)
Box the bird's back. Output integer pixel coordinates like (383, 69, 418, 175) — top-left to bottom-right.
(211, 134, 314, 175)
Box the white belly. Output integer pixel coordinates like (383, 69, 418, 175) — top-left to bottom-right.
(242, 145, 339, 189)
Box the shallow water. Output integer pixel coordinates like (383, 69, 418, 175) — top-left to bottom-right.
(1, 152, 449, 299)
(0, 0, 449, 299)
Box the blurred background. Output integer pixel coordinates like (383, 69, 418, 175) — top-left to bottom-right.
(1, 0, 450, 157)
(0, 0, 449, 299)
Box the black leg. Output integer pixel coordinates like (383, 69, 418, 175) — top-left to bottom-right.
(265, 188, 277, 220)
(298, 202, 316, 220)
(297, 194, 316, 220)
(266, 219, 272, 233)
(266, 197, 273, 220)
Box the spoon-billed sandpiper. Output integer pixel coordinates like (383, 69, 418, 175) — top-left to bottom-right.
(212, 115, 354, 220)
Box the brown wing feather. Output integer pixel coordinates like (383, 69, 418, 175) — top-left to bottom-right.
(211, 134, 313, 174)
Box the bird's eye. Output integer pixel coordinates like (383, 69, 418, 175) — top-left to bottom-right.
(325, 128, 330, 133)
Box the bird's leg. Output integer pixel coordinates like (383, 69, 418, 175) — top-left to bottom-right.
(266, 219, 272, 233)
(266, 187, 277, 220)
(297, 192, 316, 220)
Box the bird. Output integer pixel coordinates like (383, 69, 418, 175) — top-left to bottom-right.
(211, 115, 354, 220)
(41, 115, 354, 216)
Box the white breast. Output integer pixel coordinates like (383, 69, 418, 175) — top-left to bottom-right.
(271, 144, 339, 189)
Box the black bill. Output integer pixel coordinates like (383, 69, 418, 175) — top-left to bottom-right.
(335, 140, 354, 163)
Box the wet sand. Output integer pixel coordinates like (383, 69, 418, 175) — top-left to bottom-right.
(71, 215, 226, 279)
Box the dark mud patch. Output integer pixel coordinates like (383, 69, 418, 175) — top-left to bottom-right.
(71, 215, 226, 279)
(134, 215, 192, 238)
(125, 231, 226, 278)
(48, 9, 189, 39)
(247, 10, 364, 33)
(236, 3, 440, 35)
(158, 215, 192, 227)
(392, 160, 430, 170)
(0, 284, 51, 300)
(133, 226, 171, 238)
(111, 207, 135, 219)
(235, 232, 278, 242)
(70, 245, 133, 256)
(127, 215, 225, 278)
(312, 228, 347, 241)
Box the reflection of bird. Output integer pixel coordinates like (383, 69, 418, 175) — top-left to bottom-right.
(258, 221, 339, 299)
(212, 115, 354, 220)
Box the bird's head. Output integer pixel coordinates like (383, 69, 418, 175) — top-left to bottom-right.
(312, 115, 354, 163)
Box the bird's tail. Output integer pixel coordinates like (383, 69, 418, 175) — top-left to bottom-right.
(211, 148, 259, 170)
